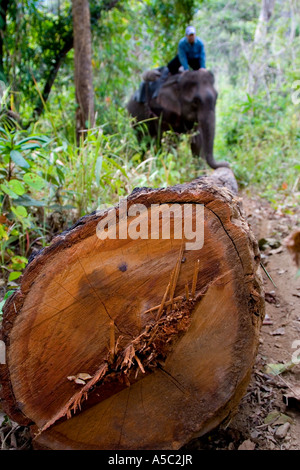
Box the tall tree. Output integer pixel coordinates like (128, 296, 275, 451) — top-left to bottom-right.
(72, 0, 95, 141)
(1, 0, 197, 123)
(241, 0, 276, 95)
(254, 0, 276, 44)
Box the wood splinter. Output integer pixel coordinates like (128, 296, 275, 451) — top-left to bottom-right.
(167, 242, 185, 313)
(191, 259, 200, 298)
(156, 282, 171, 321)
(134, 355, 145, 375)
(144, 296, 184, 315)
(109, 320, 116, 363)
(185, 284, 190, 301)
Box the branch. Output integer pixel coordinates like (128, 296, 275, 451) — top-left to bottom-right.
(32, 33, 74, 119)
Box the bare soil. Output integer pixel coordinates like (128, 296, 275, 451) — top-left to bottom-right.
(0, 192, 299, 451)
(184, 191, 300, 451)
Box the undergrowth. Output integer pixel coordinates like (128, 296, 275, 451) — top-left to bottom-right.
(0, 79, 299, 299)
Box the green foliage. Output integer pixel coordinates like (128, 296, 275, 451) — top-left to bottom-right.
(192, 0, 300, 209)
(0, 289, 14, 320)
(144, 0, 199, 61)
(2, 0, 196, 121)
(0, 125, 53, 286)
(214, 84, 300, 204)
(0, 0, 300, 302)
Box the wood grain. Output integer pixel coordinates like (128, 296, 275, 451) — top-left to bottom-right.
(0, 172, 265, 449)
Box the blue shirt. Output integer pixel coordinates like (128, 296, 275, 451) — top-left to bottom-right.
(178, 37, 206, 70)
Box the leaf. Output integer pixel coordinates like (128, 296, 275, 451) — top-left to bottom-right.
(11, 205, 28, 218)
(273, 414, 293, 425)
(20, 143, 42, 150)
(40, 171, 60, 186)
(77, 373, 92, 381)
(67, 376, 77, 381)
(56, 166, 65, 184)
(265, 361, 295, 376)
(23, 172, 46, 191)
(264, 411, 293, 426)
(0, 290, 14, 314)
(10, 150, 30, 168)
(4, 290, 15, 300)
(8, 179, 25, 196)
(17, 136, 50, 146)
(11, 255, 28, 265)
(74, 378, 86, 385)
(95, 156, 103, 186)
(0, 183, 19, 199)
(0, 224, 8, 240)
(8, 271, 22, 282)
(67, 373, 92, 383)
(264, 410, 280, 424)
(107, 156, 127, 177)
(14, 194, 46, 207)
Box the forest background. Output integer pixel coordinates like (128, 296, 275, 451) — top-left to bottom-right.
(0, 0, 299, 300)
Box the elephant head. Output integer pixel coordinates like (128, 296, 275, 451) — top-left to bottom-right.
(155, 69, 229, 169)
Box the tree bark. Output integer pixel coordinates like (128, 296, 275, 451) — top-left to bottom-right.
(254, 0, 276, 44)
(72, 0, 95, 142)
(0, 169, 265, 450)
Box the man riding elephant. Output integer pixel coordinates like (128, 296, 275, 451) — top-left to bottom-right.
(135, 26, 206, 103)
(127, 26, 229, 169)
(167, 25, 206, 75)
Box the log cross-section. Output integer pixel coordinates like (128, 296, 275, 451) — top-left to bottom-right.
(0, 170, 265, 450)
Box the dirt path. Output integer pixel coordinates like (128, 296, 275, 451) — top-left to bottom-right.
(184, 192, 300, 450)
(1, 192, 299, 451)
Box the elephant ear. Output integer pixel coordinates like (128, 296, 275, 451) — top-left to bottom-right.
(207, 70, 215, 85)
(156, 77, 181, 117)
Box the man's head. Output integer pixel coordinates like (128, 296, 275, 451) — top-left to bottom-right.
(185, 25, 196, 44)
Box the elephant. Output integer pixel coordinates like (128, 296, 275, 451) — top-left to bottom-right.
(126, 67, 229, 169)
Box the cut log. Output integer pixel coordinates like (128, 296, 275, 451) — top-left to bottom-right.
(0, 169, 265, 450)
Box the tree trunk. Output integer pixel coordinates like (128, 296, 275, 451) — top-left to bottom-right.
(0, 169, 265, 450)
(254, 0, 276, 44)
(72, 0, 95, 142)
(245, 0, 276, 95)
(32, 34, 74, 121)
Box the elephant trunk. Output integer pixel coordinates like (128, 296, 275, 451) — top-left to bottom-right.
(200, 112, 229, 169)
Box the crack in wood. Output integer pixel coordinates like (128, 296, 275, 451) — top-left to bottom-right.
(157, 364, 190, 396)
